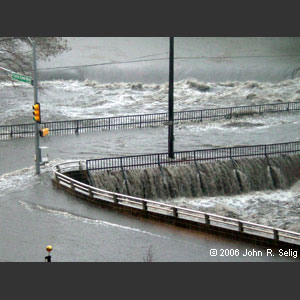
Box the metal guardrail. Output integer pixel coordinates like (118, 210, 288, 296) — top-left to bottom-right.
(1, 101, 300, 140)
(52, 160, 300, 246)
(86, 141, 300, 172)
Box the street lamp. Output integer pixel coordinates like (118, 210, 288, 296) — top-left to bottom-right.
(168, 37, 174, 159)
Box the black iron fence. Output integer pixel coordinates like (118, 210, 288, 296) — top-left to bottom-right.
(1, 101, 300, 140)
(86, 141, 300, 172)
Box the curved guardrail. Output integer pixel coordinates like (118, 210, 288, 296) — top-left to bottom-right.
(52, 160, 300, 250)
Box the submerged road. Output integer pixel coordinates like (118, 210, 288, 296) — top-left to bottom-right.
(2, 37, 300, 261)
(1, 121, 300, 261)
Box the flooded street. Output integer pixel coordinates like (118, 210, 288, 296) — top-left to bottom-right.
(1, 37, 300, 261)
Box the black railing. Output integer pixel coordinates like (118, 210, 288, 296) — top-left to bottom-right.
(86, 141, 300, 172)
(1, 101, 300, 140)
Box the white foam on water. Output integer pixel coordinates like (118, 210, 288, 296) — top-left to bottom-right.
(2, 77, 300, 124)
(168, 188, 300, 232)
(0, 158, 70, 195)
(0, 166, 36, 194)
(18, 200, 170, 240)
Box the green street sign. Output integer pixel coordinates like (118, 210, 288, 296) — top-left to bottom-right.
(11, 73, 32, 84)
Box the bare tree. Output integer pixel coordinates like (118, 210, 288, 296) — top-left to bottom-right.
(0, 37, 69, 80)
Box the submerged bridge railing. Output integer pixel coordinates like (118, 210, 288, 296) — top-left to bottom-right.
(86, 141, 300, 172)
(52, 160, 300, 249)
(1, 101, 300, 140)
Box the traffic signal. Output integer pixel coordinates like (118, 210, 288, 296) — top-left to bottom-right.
(39, 128, 49, 137)
(32, 103, 41, 123)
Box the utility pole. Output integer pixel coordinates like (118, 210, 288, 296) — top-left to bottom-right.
(168, 37, 174, 159)
(1, 39, 41, 175)
(29, 38, 41, 174)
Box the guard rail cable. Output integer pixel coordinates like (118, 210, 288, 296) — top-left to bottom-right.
(52, 160, 300, 251)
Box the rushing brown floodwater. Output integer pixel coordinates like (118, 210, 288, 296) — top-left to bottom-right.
(91, 155, 300, 199)
(2, 37, 300, 261)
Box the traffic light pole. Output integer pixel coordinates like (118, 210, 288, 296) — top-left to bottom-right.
(31, 39, 41, 175)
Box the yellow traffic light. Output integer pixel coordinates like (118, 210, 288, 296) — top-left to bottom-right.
(39, 128, 49, 137)
(32, 103, 41, 123)
(46, 245, 52, 252)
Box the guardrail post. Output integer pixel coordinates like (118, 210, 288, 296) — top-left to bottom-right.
(70, 181, 74, 190)
(238, 221, 244, 232)
(113, 194, 118, 204)
(142, 201, 147, 211)
(54, 173, 59, 183)
(205, 214, 210, 225)
(172, 207, 178, 217)
(273, 229, 279, 241)
(88, 188, 93, 197)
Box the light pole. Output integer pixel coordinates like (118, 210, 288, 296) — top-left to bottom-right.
(28, 37, 41, 175)
(168, 37, 174, 159)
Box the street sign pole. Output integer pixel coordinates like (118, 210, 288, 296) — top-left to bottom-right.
(32, 39, 41, 175)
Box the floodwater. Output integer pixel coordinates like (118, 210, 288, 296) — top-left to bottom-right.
(1, 37, 300, 261)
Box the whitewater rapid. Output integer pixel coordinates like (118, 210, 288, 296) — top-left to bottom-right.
(2, 78, 300, 125)
(2, 77, 300, 233)
(3, 37, 300, 261)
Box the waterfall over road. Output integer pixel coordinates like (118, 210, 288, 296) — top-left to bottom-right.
(91, 154, 300, 200)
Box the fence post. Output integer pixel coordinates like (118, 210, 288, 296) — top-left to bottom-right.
(273, 229, 279, 241)
(264, 145, 267, 157)
(142, 201, 147, 211)
(172, 207, 178, 217)
(238, 221, 244, 232)
(120, 158, 130, 196)
(54, 172, 59, 183)
(113, 194, 118, 204)
(205, 214, 210, 225)
(75, 120, 79, 134)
